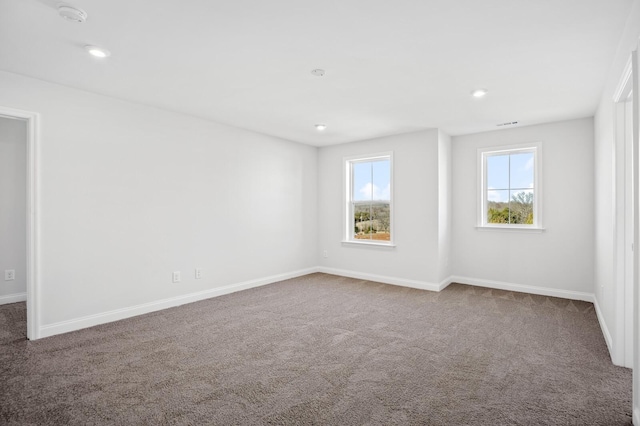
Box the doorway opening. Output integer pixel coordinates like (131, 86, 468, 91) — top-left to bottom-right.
(0, 107, 39, 340)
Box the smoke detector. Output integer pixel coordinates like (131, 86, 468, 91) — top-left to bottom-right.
(58, 4, 87, 23)
(311, 69, 325, 77)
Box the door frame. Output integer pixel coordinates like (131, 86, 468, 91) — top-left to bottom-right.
(613, 57, 635, 368)
(632, 46, 640, 426)
(0, 106, 40, 340)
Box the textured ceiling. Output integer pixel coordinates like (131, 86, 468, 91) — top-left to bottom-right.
(0, 0, 634, 145)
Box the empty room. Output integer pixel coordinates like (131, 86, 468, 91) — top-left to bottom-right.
(1, 0, 640, 424)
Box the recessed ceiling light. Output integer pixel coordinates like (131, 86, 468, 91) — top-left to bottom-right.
(471, 88, 488, 98)
(315, 124, 327, 131)
(311, 69, 325, 77)
(85, 45, 111, 58)
(57, 4, 87, 23)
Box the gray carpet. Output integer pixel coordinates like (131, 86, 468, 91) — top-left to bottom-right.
(0, 273, 633, 425)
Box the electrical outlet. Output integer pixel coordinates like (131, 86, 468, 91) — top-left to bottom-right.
(195, 268, 202, 279)
(172, 271, 181, 283)
(4, 270, 15, 281)
(322, 250, 328, 258)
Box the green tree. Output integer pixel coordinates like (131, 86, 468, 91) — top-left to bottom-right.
(487, 192, 533, 224)
(488, 206, 510, 223)
(510, 191, 533, 224)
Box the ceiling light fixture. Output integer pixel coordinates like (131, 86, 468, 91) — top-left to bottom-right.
(57, 4, 87, 23)
(85, 45, 111, 58)
(315, 124, 327, 131)
(471, 88, 488, 98)
(311, 69, 325, 77)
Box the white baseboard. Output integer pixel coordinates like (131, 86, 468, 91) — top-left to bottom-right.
(318, 269, 593, 303)
(634, 407, 639, 426)
(33, 268, 602, 341)
(450, 275, 595, 303)
(318, 267, 451, 292)
(593, 296, 614, 360)
(0, 292, 27, 305)
(38, 267, 319, 339)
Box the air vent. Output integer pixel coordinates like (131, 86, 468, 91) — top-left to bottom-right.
(497, 121, 518, 127)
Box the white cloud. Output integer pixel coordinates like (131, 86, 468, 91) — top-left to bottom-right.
(487, 191, 504, 202)
(523, 157, 534, 171)
(487, 187, 508, 202)
(359, 182, 391, 200)
(380, 183, 390, 200)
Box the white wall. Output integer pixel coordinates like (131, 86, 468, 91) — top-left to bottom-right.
(437, 130, 452, 282)
(451, 118, 595, 298)
(0, 71, 317, 334)
(317, 129, 449, 287)
(0, 116, 27, 304)
(594, 0, 640, 367)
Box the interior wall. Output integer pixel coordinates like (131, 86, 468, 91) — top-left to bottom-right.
(317, 130, 443, 286)
(593, 0, 640, 363)
(437, 130, 452, 282)
(0, 70, 318, 332)
(451, 118, 595, 297)
(0, 116, 27, 303)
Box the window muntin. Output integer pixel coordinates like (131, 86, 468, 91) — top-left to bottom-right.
(346, 154, 392, 244)
(480, 145, 540, 228)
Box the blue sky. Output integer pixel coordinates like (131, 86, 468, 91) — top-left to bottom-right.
(487, 152, 534, 203)
(353, 159, 390, 201)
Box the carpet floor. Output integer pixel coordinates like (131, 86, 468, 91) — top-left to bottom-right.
(0, 273, 633, 425)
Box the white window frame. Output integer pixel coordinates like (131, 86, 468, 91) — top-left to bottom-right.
(343, 152, 395, 246)
(477, 143, 543, 231)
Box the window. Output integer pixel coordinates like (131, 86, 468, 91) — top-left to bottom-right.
(478, 144, 542, 228)
(345, 153, 393, 244)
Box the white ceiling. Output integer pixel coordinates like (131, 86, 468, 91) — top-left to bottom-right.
(0, 0, 634, 146)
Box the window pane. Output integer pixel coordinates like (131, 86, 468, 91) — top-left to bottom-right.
(487, 154, 509, 190)
(349, 155, 392, 242)
(353, 162, 372, 201)
(353, 202, 390, 241)
(353, 203, 372, 240)
(372, 159, 391, 201)
(487, 190, 509, 223)
(510, 190, 534, 224)
(510, 152, 534, 189)
(480, 146, 538, 227)
(371, 202, 390, 240)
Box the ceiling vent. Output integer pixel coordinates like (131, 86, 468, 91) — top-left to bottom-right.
(497, 121, 518, 127)
(57, 4, 88, 23)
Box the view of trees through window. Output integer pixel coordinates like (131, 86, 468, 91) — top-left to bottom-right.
(486, 151, 535, 225)
(351, 158, 391, 241)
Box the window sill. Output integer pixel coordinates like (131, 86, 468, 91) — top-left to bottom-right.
(342, 240, 397, 248)
(476, 225, 545, 233)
